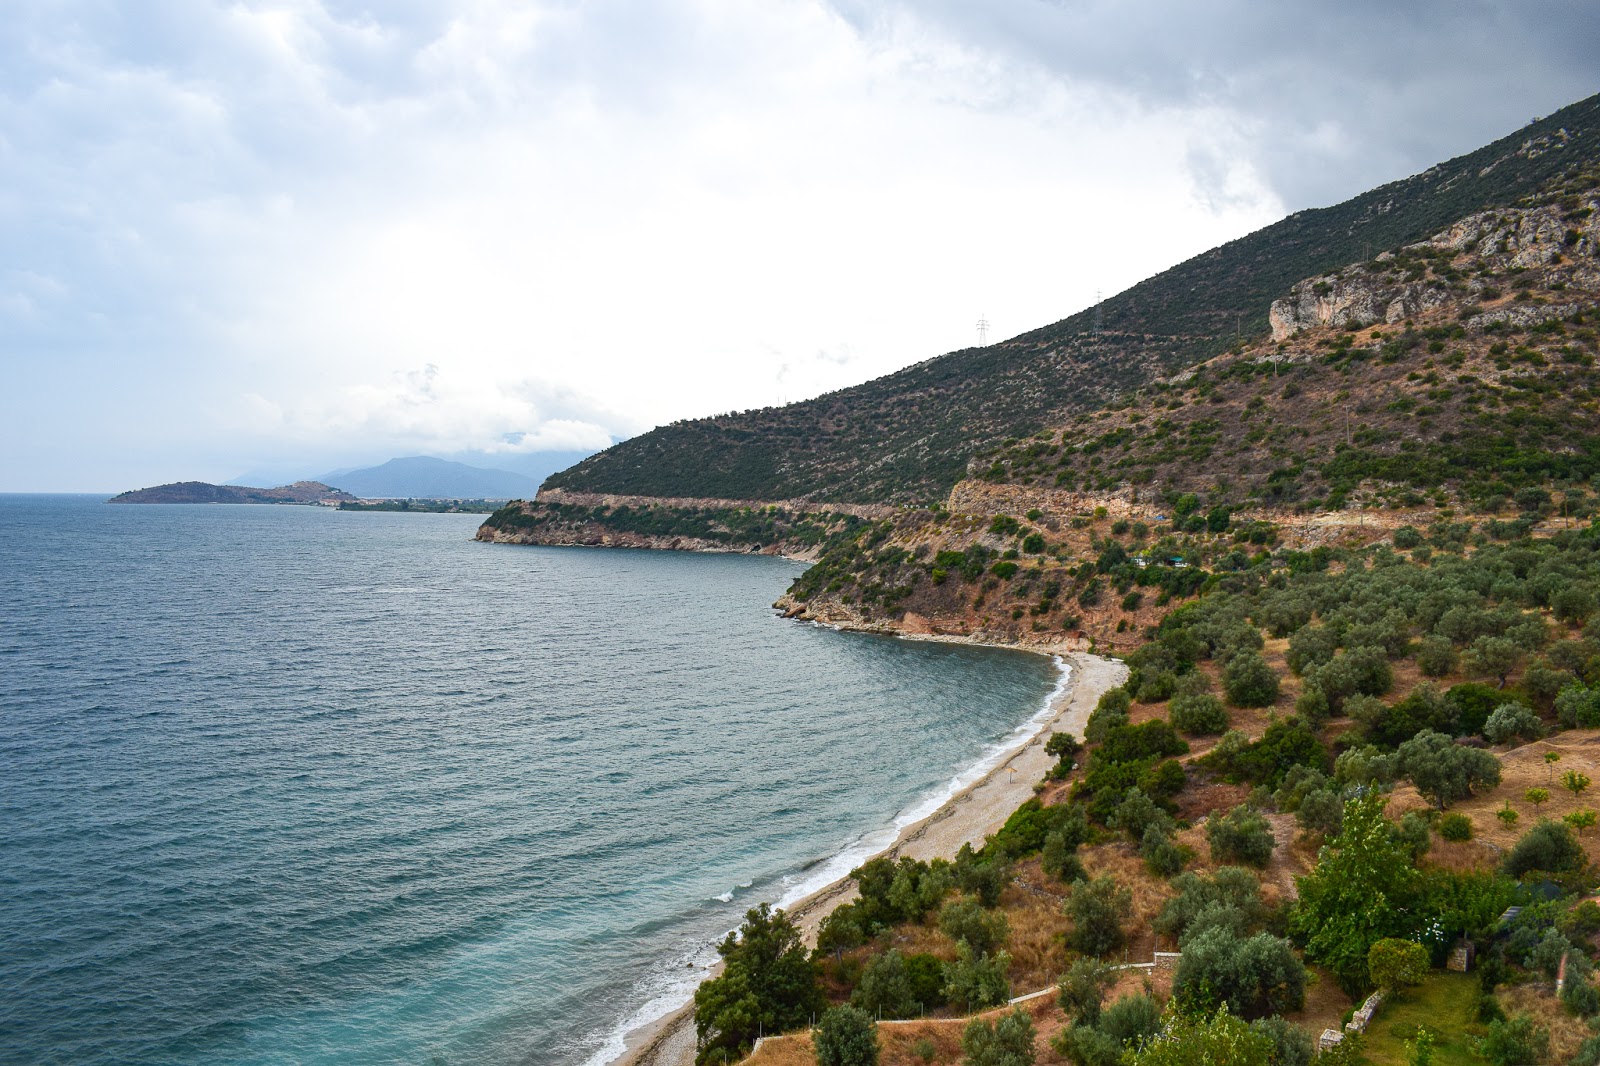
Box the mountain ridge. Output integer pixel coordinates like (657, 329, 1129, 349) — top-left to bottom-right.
(542, 92, 1600, 506)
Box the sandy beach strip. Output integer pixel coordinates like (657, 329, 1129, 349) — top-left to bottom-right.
(610, 648, 1128, 1066)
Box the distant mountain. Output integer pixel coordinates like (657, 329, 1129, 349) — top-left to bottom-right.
(314, 457, 541, 499)
(110, 481, 356, 505)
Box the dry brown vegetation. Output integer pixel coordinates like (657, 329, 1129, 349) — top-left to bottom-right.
(1499, 980, 1592, 1063)
(1386, 729, 1600, 864)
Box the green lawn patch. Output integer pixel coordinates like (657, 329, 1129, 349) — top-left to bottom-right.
(1362, 971, 1487, 1065)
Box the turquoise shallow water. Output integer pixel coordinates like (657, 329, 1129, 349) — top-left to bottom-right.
(0, 495, 1060, 1065)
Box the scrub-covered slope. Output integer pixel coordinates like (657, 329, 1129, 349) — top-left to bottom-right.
(544, 95, 1600, 506)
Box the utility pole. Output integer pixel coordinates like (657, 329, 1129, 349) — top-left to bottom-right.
(1094, 290, 1102, 335)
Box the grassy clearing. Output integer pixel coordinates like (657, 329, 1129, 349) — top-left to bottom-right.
(1361, 972, 1484, 1066)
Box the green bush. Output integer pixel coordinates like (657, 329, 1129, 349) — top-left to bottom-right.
(1483, 702, 1542, 745)
(1065, 876, 1131, 957)
(1397, 729, 1501, 809)
(961, 1007, 1036, 1066)
(1504, 820, 1586, 878)
(1170, 691, 1230, 734)
(1174, 926, 1307, 1019)
(1367, 937, 1429, 990)
(941, 943, 1011, 1012)
(1439, 812, 1474, 841)
(1207, 805, 1275, 867)
(814, 1006, 878, 1066)
(938, 896, 1009, 957)
(852, 950, 916, 1019)
(1224, 651, 1280, 708)
(1479, 1013, 1549, 1066)
(1154, 866, 1266, 945)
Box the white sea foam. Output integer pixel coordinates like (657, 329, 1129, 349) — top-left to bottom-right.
(772, 652, 1070, 911)
(587, 652, 1072, 1066)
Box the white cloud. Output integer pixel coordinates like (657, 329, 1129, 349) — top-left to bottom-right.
(2, 0, 1596, 489)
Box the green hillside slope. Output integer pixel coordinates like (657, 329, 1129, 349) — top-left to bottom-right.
(547, 94, 1600, 507)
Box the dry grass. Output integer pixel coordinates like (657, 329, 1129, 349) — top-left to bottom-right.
(1383, 730, 1600, 865)
(1075, 841, 1176, 960)
(1499, 979, 1591, 1063)
(999, 860, 1073, 991)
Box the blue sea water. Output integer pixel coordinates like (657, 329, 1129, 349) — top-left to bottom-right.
(0, 495, 1061, 1066)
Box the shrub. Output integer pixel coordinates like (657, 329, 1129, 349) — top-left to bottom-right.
(1142, 825, 1189, 877)
(1368, 937, 1429, 990)
(1154, 866, 1266, 944)
(1224, 651, 1280, 708)
(1439, 813, 1474, 841)
(1174, 927, 1307, 1019)
(1504, 820, 1586, 878)
(904, 953, 947, 1011)
(1297, 789, 1346, 836)
(1479, 1013, 1549, 1066)
(961, 1007, 1036, 1066)
(1085, 689, 1131, 743)
(1312, 646, 1394, 711)
(1286, 626, 1339, 676)
(1417, 635, 1458, 677)
(1207, 806, 1275, 867)
(1124, 1006, 1274, 1066)
(1557, 683, 1600, 728)
(1397, 729, 1501, 809)
(1057, 957, 1117, 1024)
(814, 1006, 878, 1066)
(1249, 1016, 1313, 1066)
(852, 949, 916, 1019)
(1066, 876, 1131, 957)
(1171, 691, 1230, 734)
(1110, 788, 1173, 841)
(942, 943, 1011, 1012)
(1482, 702, 1542, 745)
(1100, 993, 1162, 1049)
(939, 896, 1009, 957)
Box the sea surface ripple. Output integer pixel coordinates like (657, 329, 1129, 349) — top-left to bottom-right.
(0, 495, 1060, 1065)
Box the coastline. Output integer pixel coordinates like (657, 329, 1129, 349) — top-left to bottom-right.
(607, 646, 1128, 1066)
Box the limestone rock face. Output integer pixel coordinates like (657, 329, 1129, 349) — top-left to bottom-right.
(1270, 194, 1599, 342)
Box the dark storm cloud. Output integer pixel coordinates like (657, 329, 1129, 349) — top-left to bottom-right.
(829, 0, 1600, 209)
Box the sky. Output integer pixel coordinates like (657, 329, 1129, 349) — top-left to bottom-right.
(3, 2, 1599, 491)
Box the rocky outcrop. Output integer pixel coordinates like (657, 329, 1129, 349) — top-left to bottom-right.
(1271, 194, 1599, 341)
(945, 480, 1157, 520)
(1269, 277, 1451, 340)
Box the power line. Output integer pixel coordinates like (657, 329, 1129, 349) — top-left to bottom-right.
(976, 315, 990, 346)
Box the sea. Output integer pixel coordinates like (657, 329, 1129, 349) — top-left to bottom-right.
(0, 494, 1064, 1066)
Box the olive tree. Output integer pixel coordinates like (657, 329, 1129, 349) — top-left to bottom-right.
(1396, 729, 1501, 810)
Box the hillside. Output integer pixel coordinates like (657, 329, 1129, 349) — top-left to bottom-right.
(109, 480, 356, 505)
(544, 93, 1600, 506)
(977, 164, 1600, 511)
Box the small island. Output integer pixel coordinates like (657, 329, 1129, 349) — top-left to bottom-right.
(109, 480, 357, 505)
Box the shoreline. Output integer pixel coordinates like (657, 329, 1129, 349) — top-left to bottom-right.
(607, 645, 1128, 1066)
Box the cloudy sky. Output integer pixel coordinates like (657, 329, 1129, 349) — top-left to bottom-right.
(4, 1, 1598, 491)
